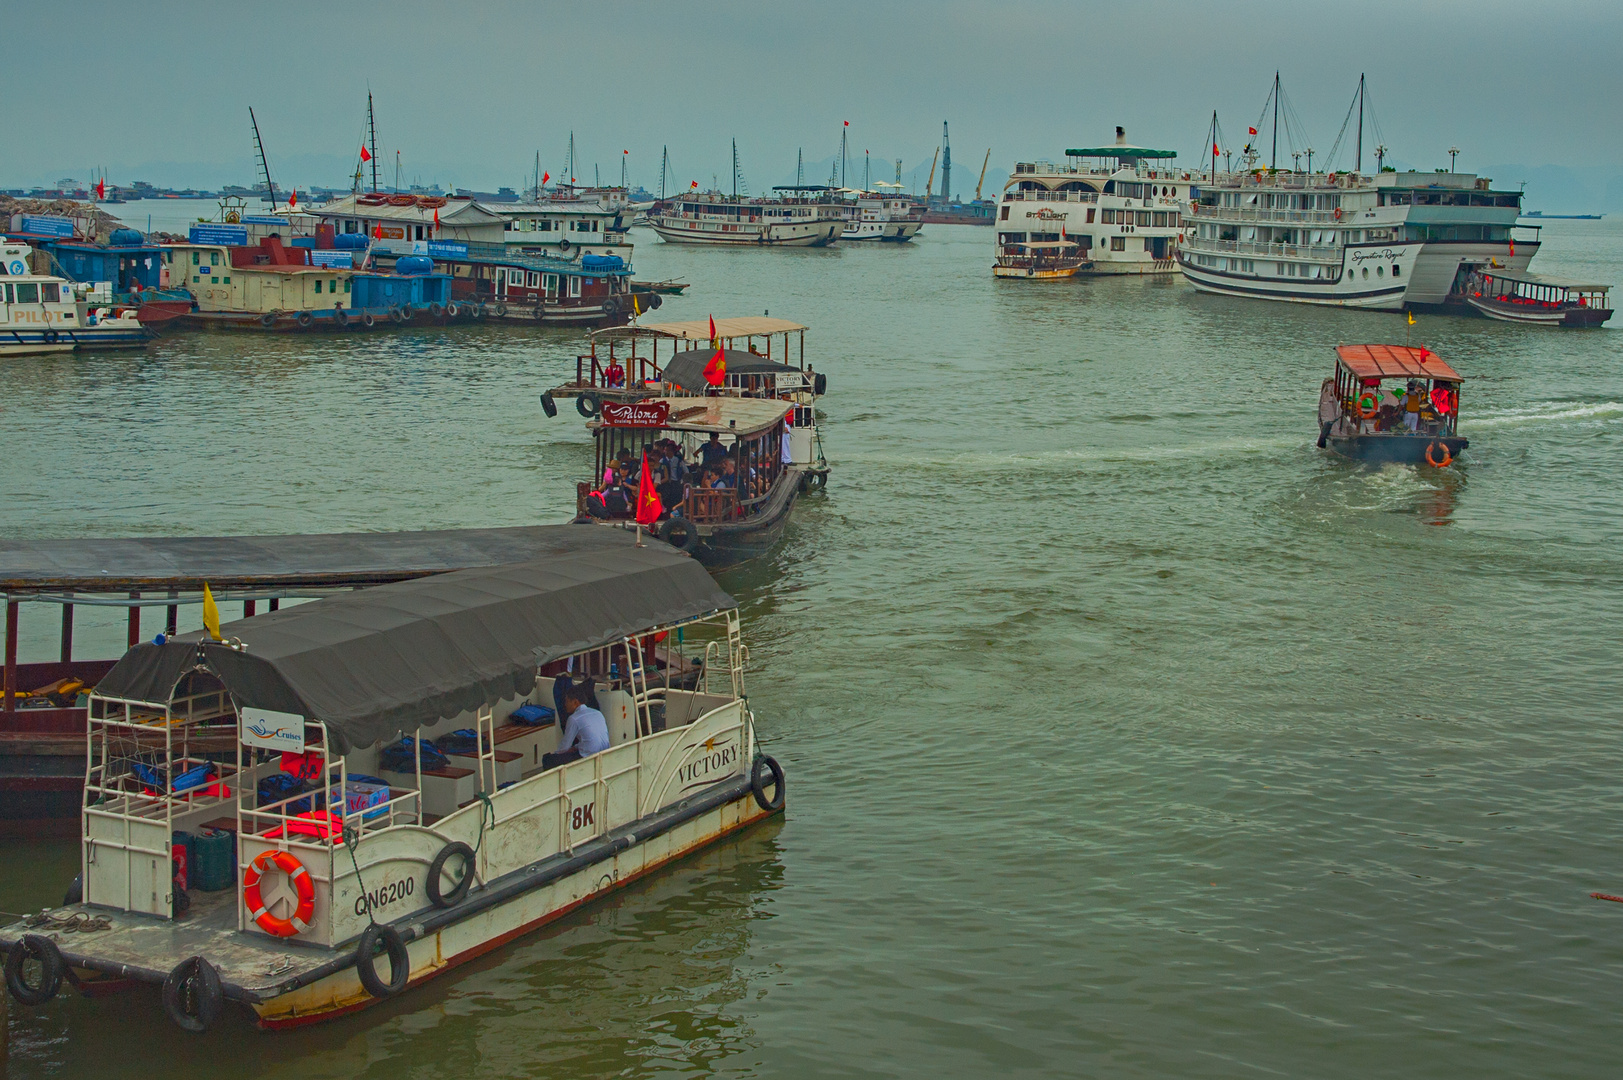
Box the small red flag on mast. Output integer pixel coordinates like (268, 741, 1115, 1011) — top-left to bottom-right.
(1248, 126, 1258, 135)
(288, 188, 297, 208)
(360, 144, 372, 162)
(708, 314, 717, 347)
(95, 177, 105, 200)
(433, 206, 439, 228)
(542, 171, 550, 184)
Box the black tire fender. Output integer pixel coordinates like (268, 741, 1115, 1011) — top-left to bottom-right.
(540, 392, 558, 418)
(445, 301, 460, 319)
(391, 306, 408, 324)
(559, 238, 572, 253)
(260, 312, 277, 328)
(355, 923, 410, 999)
(751, 755, 786, 812)
(6, 934, 64, 1006)
(361, 311, 376, 328)
(577, 391, 601, 418)
(648, 292, 663, 310)
(659, 516, 700, 553)
(813, 372, 827, 396)
(162, 955, 222, 1033)
(296, 310, 313, 328)
(429, 302, 445, 319)
(63, 874, 83, 906)
(494, 302, 508, 317)
(334, 307, 349, 327)
(426, 841, 476, 908)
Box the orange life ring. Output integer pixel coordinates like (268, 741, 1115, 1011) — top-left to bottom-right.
(242, 849, 315, 937)
(1425, 442, 1452, 467)
(1333, 207, 1343, 221)
(1356, 392, 1380, 419)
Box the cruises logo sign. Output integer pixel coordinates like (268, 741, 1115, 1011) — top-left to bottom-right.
(1026, 208, 1069, 221)
(240, 707, 306, 752)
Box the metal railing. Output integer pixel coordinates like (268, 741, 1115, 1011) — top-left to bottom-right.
(1183, 236, 1344, 262)
(1194, 207, 1345, 225)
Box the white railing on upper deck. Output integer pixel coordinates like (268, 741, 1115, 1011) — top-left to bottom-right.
(1184, 236, 1343, 262)
(1196, 206, 1345, 225)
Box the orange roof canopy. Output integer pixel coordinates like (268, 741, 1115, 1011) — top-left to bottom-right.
(1335, 344, 1463, 382)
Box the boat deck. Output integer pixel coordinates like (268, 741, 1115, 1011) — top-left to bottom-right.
(1, 890, 336, 1000)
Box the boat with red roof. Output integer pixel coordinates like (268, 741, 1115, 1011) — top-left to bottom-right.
(1319, 344, 1466, 466)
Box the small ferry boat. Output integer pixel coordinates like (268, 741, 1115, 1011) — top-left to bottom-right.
(1, 241, 154, 355)
(1464, 267, 1612, 326)
(1320, 343, 1466, 466)
(997, 128, 1193, 276)
(0, 529, 786, 1029)
(648, 191, 843, 247)
(576, 396, 818, 567)
(993, 239, 1091, 279)
(500, 189, 635, 263)
(841, 193, 925, 242)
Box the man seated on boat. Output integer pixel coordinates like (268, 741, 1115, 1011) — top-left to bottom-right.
(542, 678, 610, 771)
(655, 467, 686, 519)
(604, 358, 626, 389)
(659, 440, 687, 484)
(713, 458, 739, 490)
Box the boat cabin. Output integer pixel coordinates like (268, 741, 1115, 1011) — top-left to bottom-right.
(1322, 343, 1466, 465)
(0, 530, 783, 1029)
(1466, 267, 1612, 327)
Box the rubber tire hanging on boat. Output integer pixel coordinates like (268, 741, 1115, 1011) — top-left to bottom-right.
(334, 307, 349, 327)
(429, 302, 445, 320)
(355, 923, 410, 999)
(576, 391, 601, 418)
(361, 311, 376, 328)
(426, 841, 476, 908)
(540, 392, 558, 418)
(161, 955, 223, 1033)
(494, 302, 508, 318)
(559, 239, 571, 253)
(446, 302, 460, 319)
(260, 312, 277, 328)
(659, 517, 700, 553)
(813, 372, 827, 396)
(391, 306, 408, 324)
(751, 755, 786, 812)
(5, 934, 64, 1006)
(296, 311, 313, 329)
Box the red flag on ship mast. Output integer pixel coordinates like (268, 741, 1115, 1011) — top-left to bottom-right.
(95, 177, 105, 200)
(703, 347, 727, 387)
(708, 315, 717, 347)
(1248, 126, 1258, 135)
(360, 144, 372, 163)
(288, 188, 297, 208)
(433, 206, 439, 228)
(542, 171, 550, 184)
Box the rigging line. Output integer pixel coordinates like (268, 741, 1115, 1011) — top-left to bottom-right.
(1324, 80, 1363, 170)
(1276, 80, 1315, 163)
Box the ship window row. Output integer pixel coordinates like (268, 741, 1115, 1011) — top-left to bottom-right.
(1402, 224, 1510, 242)
(5, 281, 62, 303)
(1099, 209, 1181, 227)
(1380, 191, 1518, 207)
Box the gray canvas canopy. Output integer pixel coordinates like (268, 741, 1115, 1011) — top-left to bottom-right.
(659, 349, 799, 393)
(94, 531, 733, 753)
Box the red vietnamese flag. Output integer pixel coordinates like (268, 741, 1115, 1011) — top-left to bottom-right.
(1248, 126, 1257, 135)
(542, 171, 550, 184)
(708, 314, 717, 346)
(690, 180, 699, 189)
(373, 223, 383, 239)
(360, 144, 372, 162)
(635, 452, 662, 525)
(703, 346, 726, 387)
(95, 177, 106, 199)
(433, 206, 440, 228)
(288, 188, 298, 208)
(1212, 142, 1220, 156)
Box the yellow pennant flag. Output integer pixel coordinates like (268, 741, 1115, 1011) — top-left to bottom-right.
(1407, 312, 1416, 326)
(632, 292, 641, 318)
(202, 583, 222, 641)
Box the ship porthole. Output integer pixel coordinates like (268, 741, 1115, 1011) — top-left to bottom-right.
(1362, 267, 1370, 279)
(1377, 266, 1385, 277)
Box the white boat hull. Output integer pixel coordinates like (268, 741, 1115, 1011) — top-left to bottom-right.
(841, 220, 922, 242)
(649, 218, 840, 247)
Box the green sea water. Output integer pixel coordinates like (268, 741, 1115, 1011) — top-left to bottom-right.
(1, 213, 1620, 1078)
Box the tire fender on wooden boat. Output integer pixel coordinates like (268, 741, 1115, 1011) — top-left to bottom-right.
(260, 312, 278, 328)
(296, 311, 313, 329)
(5, 934, 64, 1006)
(361, 311, 376, 328)
(426, 841, 476, 908)
(355, 924, 410, 998)
(540, 392, 558, 418)
(162, 955, 222, 1033)
(576, 391, 601, 418)
(751, 755, 786, 812)
(429, 302, 445, 320)
(494, 302, 508, 318)
(658, 516, 700, 553)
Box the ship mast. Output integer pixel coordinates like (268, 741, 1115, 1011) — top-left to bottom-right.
(941, 121, 951, 205)
(1208, 110, 1219, 183)
(659, 146, 669, 200)
(732, 139, 739, 199)
(1271, 71, 1280, 171)
(249, 107, 277, 212)
(797, 148, 804, 189)
(367, 91, 379, 193)
(839, 125, 847, 189)
(1356, 73, 1365, 174)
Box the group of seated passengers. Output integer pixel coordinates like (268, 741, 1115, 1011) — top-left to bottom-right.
(1319, 378, 1457, 445)
(586, 433, 768, 520)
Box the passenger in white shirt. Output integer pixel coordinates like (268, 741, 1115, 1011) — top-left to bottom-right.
(542, 679, 610, 770)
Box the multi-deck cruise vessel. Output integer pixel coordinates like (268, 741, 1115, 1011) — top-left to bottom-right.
(1177, 167, 1535, 309)
(841, 192, 925, 242)
(647, 189, 844, 247)
(996, 128, 1194, 278)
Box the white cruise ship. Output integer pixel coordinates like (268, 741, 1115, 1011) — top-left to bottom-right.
(647, 189, 843, 247)
(996, 128, 1194, 277)
(1178, 169, 1535, 309)
(841, 191, 925, 242)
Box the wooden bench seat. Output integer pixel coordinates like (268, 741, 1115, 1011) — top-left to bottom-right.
(447, 749, 523, 786)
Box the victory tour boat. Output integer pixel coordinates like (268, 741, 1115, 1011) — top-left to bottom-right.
(996, 128, 1194, 278)
(0, 530, 787, 1030)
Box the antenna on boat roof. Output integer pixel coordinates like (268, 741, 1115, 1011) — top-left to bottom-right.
(249, 107, 277, 213)
(367, 90, 379, 193)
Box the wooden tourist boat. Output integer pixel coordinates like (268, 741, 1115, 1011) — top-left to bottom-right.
(1319, 344, 1467, 466)
(1464, 267, 1612, 327)
(576, 396, 816, 567)
(993, 240, 1092, 280)
(0, 528, 786, 1030)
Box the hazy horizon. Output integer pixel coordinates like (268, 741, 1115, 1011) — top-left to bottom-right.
(9, 0, 1623, 209)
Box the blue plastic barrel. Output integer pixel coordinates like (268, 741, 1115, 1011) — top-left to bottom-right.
(333, 233, 370, 250)
(109, 228, 145, 247)
(395, 256, 434, 276)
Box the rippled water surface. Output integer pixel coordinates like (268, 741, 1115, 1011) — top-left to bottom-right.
(2, 214, 1621, 1078)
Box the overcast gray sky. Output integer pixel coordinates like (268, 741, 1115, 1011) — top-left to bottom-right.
(8, 0, 1622, 194)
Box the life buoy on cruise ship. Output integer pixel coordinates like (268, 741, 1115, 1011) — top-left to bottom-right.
(1334, 208, 1344, 221)
(243, 849, 315, 937)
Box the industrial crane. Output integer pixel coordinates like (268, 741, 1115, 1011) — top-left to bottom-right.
(974, 149, 991, 201)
